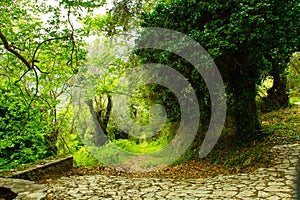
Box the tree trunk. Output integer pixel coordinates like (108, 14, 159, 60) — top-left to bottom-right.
(233, 81, 261, 143)
(95, 95, 112, 134)
(85, 99, 108, 146)
(216, 54, 262, 144)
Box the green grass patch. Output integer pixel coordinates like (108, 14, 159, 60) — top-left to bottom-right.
(70, 122, 176, 167)
(73, 147, 100, 167)
(291, 96, 300, 104)
(260, 106, 300, 144)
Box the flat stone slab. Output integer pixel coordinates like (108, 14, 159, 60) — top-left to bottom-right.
(0, 178, 46, 200)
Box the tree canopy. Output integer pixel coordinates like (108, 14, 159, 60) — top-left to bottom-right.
(138, 0, 299, 143)
(0, 0, 90, 168)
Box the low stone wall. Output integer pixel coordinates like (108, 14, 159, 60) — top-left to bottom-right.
(0, 156, 72, 199)
(10, 156, 73, 182)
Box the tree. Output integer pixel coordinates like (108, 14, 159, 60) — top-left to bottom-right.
(0, 0, 164, 168)
(77, 37, 126, 140)
(138, 0, 299, 144)
(260, 2, 300, 110)
(0, 0, 96, 168)
(83, 0, 163, 36)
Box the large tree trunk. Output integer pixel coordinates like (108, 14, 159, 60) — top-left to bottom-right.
(94, 95, 128, 140)
(233, 82, 261, 143)
(215, 54, 263, 144)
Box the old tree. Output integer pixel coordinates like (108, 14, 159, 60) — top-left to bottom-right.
(137, 0, 299, 146)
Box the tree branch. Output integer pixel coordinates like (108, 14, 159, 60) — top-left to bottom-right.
(14, 68, 32, 85)
(32, 35, 72, 73)
(0, 29, 32, 69)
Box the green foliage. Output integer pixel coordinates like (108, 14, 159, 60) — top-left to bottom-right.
(138, 0, 299, 144)
(289, 52, 300, 104)
(1, 0, 297, 170)
(70, 119, 177, 167)
(55, 106, 81, 154)
(83, 0, 159, 36)
(0, 85, 52, 169)
(0, 0, 165, 169)
(113, 121, 174, 153)
(0, 0, 88, 169)
(73, 147, 100, 167)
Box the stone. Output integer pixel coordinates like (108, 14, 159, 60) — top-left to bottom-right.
(20, 143, 299, 199)
(258, 191, 271, 198)
(264, 186, 292, 193)
(235, 190, 256, 198)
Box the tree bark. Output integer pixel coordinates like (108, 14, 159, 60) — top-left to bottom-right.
(85, 99, 108, 146)
(232, 77, 262, 143)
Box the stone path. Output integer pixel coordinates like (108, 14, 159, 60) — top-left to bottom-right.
(44, 143, 300, 200)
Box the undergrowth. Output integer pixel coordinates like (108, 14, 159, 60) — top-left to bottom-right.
(204, 105, 300, 172)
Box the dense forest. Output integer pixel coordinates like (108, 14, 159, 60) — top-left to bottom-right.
(0, 0, 299, 171)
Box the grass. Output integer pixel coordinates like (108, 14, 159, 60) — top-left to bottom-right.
(291, 96, 300, 104)
(213, 75, 299, 171)
(260, 105, 300, 145)
(4, 105, 298, 180)
(62, 105, 300, 180)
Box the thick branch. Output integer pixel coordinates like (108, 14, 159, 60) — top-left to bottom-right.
(0, 29, 32, 69)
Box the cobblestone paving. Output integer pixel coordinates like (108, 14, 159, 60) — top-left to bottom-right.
(45, 143, 300, 199)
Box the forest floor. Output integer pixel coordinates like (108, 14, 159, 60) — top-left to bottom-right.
(36, 105, 300, 183)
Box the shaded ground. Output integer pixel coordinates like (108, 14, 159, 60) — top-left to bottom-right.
(0, 187, 18, 200)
